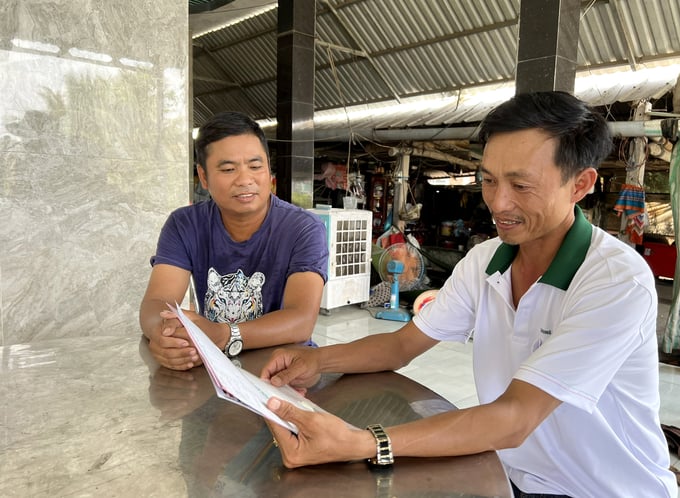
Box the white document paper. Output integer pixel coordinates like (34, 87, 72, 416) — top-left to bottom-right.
(168, 303, 326, 433)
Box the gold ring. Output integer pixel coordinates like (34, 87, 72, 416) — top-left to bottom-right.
(272, 438, 279, 448)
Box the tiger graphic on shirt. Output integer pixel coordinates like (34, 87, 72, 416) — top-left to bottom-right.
(204, 267, 265, 324)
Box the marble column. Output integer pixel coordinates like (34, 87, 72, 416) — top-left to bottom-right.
(0, 0, 190, 344)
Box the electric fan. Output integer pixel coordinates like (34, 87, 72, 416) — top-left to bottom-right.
(376, 243, 425, 322)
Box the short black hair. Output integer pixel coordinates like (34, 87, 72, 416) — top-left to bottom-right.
(194, 111, 270, 170)
(478, 91, 613, 181)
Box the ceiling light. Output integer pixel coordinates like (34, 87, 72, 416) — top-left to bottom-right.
(427, 173, 477, 187)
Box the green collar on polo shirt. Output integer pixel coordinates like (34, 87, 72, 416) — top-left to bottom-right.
(485, 206, 593, 290)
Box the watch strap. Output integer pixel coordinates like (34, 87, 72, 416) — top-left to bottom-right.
(224, 323, 243, 357)
(366, 424, 394, 466)
(229, 323, 242, 340)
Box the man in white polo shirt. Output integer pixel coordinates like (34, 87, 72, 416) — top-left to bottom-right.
(260, 91, 676, 497)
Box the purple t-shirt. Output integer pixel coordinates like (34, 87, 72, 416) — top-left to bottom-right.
(150, 195, 328, 323)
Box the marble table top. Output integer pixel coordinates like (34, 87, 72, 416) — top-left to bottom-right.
(0, 335, 511, 497)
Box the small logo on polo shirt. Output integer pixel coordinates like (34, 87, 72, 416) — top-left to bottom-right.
(532, 329, 552, 352)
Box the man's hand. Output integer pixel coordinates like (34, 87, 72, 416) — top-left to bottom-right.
(265, 397, 373, 468)
(260, 347, 322, 389)
(147, 309, 202, 371)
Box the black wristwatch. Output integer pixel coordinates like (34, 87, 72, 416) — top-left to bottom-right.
(224, 323, 243, 358)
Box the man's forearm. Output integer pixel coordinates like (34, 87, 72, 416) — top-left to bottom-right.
(317, 333, 410, 374)
(236, 307, 318, 349)
(388, 380, 560, 458)
(317, 322, 436, 374)
(139, 299, 166, 339)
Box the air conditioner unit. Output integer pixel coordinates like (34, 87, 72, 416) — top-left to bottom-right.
(309, 207, 373, 313)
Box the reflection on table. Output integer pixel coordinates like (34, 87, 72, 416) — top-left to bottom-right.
(0, 335, 511, 497)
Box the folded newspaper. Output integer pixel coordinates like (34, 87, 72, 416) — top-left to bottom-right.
(168, 303, 327, 433)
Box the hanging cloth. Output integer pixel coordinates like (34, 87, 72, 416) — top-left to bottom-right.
(664, 144, 680, 354)
(613, 183, 646, 245)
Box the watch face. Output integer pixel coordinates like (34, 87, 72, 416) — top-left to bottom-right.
(228, 339, 243, 357)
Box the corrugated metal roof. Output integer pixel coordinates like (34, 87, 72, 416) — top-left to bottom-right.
(189, 0, 235, 14)
(191, 0, 680, 135)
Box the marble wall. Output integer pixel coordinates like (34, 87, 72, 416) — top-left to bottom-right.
(0, 0, 190, 344)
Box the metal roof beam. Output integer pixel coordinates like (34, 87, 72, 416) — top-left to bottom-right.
(189, 0, 236, 15)
(312, 120, 679, 143)
(611, 0, 639, 71)
(193, 75, 240, 86)
(319, 0, 402, 103)
(315, 39, 367, 58)
(193, 42, 271, 118)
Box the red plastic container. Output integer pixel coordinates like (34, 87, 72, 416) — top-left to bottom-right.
(642, 241, 677, 280)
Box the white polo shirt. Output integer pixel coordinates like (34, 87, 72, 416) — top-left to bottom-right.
(413, 207, 676, 497)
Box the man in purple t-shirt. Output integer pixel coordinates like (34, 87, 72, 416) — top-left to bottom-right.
(140, 111, 328, 371)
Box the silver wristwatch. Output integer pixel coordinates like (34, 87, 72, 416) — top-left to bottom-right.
(366, 424, 394, 466)
(224, 323, 243, 358)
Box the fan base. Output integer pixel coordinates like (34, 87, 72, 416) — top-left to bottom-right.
(375, 307, 412, 322)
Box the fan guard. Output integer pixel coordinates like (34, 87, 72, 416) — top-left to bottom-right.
(377, 243, 425, 291)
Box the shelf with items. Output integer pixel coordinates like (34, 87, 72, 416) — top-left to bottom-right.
(414, 182, 494, 251)
(367, 171, 394, 242)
